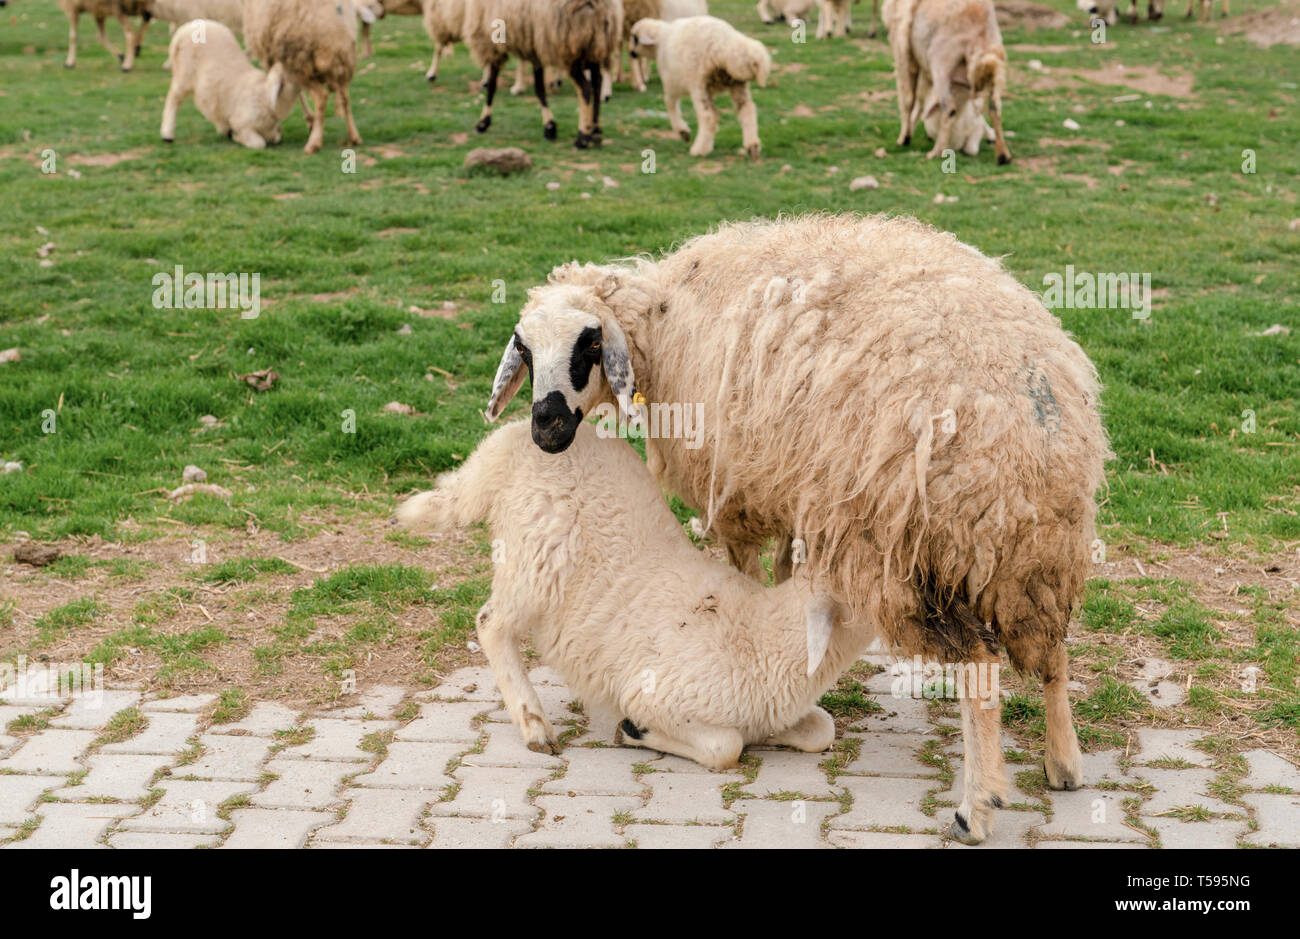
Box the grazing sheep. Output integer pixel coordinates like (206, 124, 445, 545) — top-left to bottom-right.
(463, 0, 622, 149)
(757, 0, 876, 36)
(483, 214, 1110, 844)
(617, 0, 708, 92)
(755, 0, 814, 26)
(242, 0, 366, 154)
(1185, 0, 1226, 20)
(59, 0, 152, 71)
(422, 0, 467, 81)
(884, 0, 1011, 163)
(912, 69, 995, 156)
(629, 16, 770, 158)
(144, 0, 242, 67)
(160, 19, 298, 148)
(1076, 0, 1164, 25)
(397, 420, 853, 769)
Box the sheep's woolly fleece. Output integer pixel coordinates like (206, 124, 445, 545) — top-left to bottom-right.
(463, 0, 622, 68)
(530, 214, 1111, 673)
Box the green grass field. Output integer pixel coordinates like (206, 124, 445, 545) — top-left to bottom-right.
(1, 0, 1297, 746)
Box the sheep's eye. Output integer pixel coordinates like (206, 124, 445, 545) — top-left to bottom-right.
(590, 341, 602, 355)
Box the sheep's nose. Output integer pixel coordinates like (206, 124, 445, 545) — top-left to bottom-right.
(532, 392, 570, 430)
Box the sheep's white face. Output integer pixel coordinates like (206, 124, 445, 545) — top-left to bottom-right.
(485, 289, 637, 454)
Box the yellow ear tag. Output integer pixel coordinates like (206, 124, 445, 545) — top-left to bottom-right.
(632, 392, 647, 406)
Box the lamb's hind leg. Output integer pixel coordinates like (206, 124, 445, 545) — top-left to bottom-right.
(949, 657, 1009, 845)
(475, 601, 559, 754)
(615, 718, 743, 772)
(1042, 641, 1083, 791)
(764, 706, 835, 752)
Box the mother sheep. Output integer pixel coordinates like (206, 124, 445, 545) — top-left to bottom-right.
(481, 214, 1109, 845)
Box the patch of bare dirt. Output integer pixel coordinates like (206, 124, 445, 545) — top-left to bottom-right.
(1220, 1, 1300, 46)
(67, 150, 145, 168)
(996, 0, 1070, 29)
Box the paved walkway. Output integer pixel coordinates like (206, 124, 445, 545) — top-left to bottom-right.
(2, 663, 1297, 848)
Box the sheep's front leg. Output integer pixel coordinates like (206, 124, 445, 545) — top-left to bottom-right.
(360, 21, 372, 58)
(114, 11, 137, 71)
(568, 60, 596, 148)
(134, 12, 150, 58)
(869, 0, 879, 38)
(1042, 641, 1083, 791)
(337, 84, 362, 145)
(688, 89, 721, 156)
(304, 86, 329, 154)
(160, 85, 186, 142)
(730, 83, 761, 160)
(987, 92, 1011, 165)
(425, 43, 443, 81)
(893, 60, 917, 146)
(949, 662, 1008, 845)
(92, 16, 123, 67)
(615, 718, 743, 772)
(475, 602, 559, 754)
(475, 59, 501, 133)
(533, 66, 557, 140)
(588, 62, 604, 140)
(232, 127, 268, 149)
(600, 54, 614, 102)
(926, 91, 967, 160)
(665, 91, 690, 142)
(763, 706, 835, 752)
(757, 0, 775, 24)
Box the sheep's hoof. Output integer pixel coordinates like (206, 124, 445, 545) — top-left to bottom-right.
(116, 53, 124, 63)
(745, 143, 761, 160)
(64, 62, 75, 69)
(997, 152, 1012, 166)
(678, 129, 691, 143)
(161, 137, 173, 144)
(614, 718, 646, 745)
(134, 44, 141, 56)
(543, 120, 557, 140)
(475, 116, 491, 133)
(426, 72, 437, 83)
(1043, 756, 1082, 791)
(590, 125, 603, 144)
(946, 812, 985, 846)
(868, 27, 878, 37)
(898, 134, 910, 147)
(574, 132, 592, 149)
(526, 737, 562, 755)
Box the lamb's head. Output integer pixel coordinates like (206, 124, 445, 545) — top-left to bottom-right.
(628, 18, 667, 61)
(486, 282, 638, 454)
(263, 63, 300, 136)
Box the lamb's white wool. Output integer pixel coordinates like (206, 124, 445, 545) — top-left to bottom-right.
(630, 16, 770, 159)
(242, 0, 364, 154)
(353, 0, 391, 58)
(617, 0, 707, 91)
(397, 420, 853, 770)
(1077, 0, 1165, 25)
(462, 0, 622, 149)
(883, 0, 1012, 163)
(485, 213, 1111, 843)
(160, 19, 299, 148)
(145, 0, 242, 67)
(59, 0, 152, 71)
(912, 70, 994, 156)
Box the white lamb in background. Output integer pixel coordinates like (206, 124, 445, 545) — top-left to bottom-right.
(396, 420, 852, 769)
(144, 0, 243, 67)
(912, 70, 995, 156)
(618, 0, 708, 92)
(630, 15, 770, 158)
(160, 19, 299, 148)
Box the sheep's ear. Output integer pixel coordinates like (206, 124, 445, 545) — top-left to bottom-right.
(267, 62, 285, 109)
(600, 317, 641, 421)
(357, 2, 378, 24)
(805, 594, 836, 678)
(485, 336, 527, 422)
(636, 32, 657, 46)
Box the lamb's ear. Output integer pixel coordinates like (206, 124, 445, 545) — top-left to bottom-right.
(805, 594, 837, 678)
(600, 317, 640, 420)
(485, 336, 527, 422)
(267, 62, 284, 109)
(356, 2, 378, 24)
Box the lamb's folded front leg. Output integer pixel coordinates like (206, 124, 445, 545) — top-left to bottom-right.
(763, 706, 835, 751)
(615, 717, 743, 772)
(475, 601, 560, 754)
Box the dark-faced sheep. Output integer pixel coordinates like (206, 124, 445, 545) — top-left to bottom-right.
(483, 213, 1110, 844)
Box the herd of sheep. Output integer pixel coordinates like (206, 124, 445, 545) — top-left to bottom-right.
(40, 0, 1210, 160)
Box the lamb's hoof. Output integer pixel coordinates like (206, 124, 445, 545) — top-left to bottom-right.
(590, 125, 603, 145)
(475, 116, 491, 133)
(997, 152, 1011, 166)
(526, 737, 562, 756)
(678, 129, 691, 143)
(745, 143, 761, 160)
(543, 120, 557, 140)
(426, 72, 437, 83)
(134, 44, 141, 56)
(946, 812, 985, 845)
(615, 718, 645, 744)
(161, 137, 174, 144)
(1043, 756, 1082, 791)
(898, 134, 910, 147)
(574, 132, 592, 149)
(868, 28, 878, 37)
(64, 62, 75, 69)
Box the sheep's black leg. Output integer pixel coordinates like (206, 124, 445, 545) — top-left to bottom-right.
(569, 60, 594, 149)
(588, 61, 603, 145)
(533, 65, 557, 140)
(475, 60, 502, 133)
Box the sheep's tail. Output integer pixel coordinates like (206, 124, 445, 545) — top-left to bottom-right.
(970, 49, 1005, 100)
(394, 424, 517, 533)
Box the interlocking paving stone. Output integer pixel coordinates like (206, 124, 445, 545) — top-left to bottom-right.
(280, 719, 399, 762)
(313, 789, 431, 844)
(828, 776, 935, 831)
(209, 703, 299, 737)
(742, 749, 838, 798)
(252, 759, 356, 810)
(1239, 793, 1300, 848)
(321, 685, 407, 720)
(516, 795, 639, 848)
(840, 733, 937, 777)
(222, 808, 333, 848)
(484, 684, 575, 725)
(724, 799, 841, 849)
(101, 712, 200, 756)
(393, 703, 485, 744)
(1035, 789, 1148, 843)
(350, 741, 461, 790)
(1036, 840, 1146, 849)
(540, 746, 648, 796)
(5, 802, 138, 849)
(625, 823, 733, 849)
(116, 780, 257, 834)
(946, 809, 1047, 848)
(827, 831, 944, 849)
(650, 754, 744, 776)
(1080, 750, 1128, 784)
(1130, 768, 1238, 817)
(141, 694, 217, 713)
(463, 729, 565, 769)
(423, 667, 501, 702)
(1133, 728, 1212, 767)
(429, 765, 546, 819)
(108, 832, 221, 849)
(634, 772, 736, 824)
(0, 729, 97, 774)
(0, 775, 66, 825)
(49, 691, 142, 730)
(0, 705, 41, 727)
(1240, 750, 1300, 791)
(184, 735, 274, 781)
(1149, 818, 1247, 849)
(854, 695, 935, 734)
(425, 816, 533, 849)
(310, 841, 418, 849)
(51, 753, 172, 802)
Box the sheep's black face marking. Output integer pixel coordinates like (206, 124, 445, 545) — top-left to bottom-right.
(568, 326, 602, 392)
(532, 390, 582, 454)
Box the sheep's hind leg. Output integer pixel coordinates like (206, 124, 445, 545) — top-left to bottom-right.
(65, 10, 79, 68)
(475, 59, 502, 133)
(114, 11, 137, 71)
(764, 706, 835, 752)
(160, 85, 185, 142)
(615, 719, 743, 772)
(588, 61, 604, 142)
(730, 83, 760, 160)
(533, 66, 557, 140)
(665, 92, 690, 142)
(949, 661, 1008, 845)
(337, 85, 361, 146)
(569, 60, 595, 148)
(304, 86, 329, 154)
(1042, 641, 1083, 791)
(93, 16, 123, 67)
(476, 602, 560, 754)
